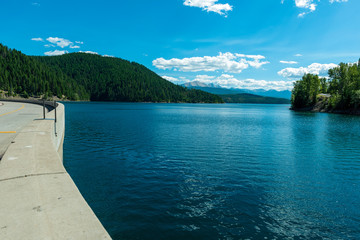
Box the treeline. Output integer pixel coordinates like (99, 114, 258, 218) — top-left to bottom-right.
(291, 60, 360, 110)
(0, 44, 89, 100)
(0, 43, 223, 103)
(220, 93, 290, 104)
(34, 53, 223, 103)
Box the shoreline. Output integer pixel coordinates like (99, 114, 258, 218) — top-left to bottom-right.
(291, 107, 360, 116)
(1, 95, 290, 105)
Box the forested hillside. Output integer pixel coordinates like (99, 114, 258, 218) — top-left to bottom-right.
(291, 60, 360, 111)
(0, 43, 223, 103)
(34, 53, 223, 103)
(0, 44, 89, 100)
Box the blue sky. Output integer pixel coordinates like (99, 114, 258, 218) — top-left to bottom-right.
(1, 0, 358, 90)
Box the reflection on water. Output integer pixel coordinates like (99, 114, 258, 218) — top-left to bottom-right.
(63, 103, 360, 240)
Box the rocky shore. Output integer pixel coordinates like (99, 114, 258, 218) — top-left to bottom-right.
(291, 95, 360, 115)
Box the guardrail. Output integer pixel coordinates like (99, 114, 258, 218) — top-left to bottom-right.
(0, 98, 58, 110)
(0, 98, 61, 146)
(0, 101, 112, 239)
(0, 98, 59, 121)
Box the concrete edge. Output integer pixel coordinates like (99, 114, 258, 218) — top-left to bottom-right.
(0, 101, 112, 239)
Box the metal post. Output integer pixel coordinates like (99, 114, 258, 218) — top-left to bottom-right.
(54, 100, 57, 137)
(54, 100, 57, 123)
(43, 99, 45, 119)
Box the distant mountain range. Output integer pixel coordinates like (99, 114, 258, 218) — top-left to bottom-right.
(182, 81, 292, 100)
(0, 42, 290, 104)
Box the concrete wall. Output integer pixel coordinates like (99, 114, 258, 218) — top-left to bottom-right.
(0, 103, 112, 240)
(48, 103, 65, 161)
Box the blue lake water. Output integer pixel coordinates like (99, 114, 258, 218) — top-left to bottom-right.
(63, 102, 360, 239)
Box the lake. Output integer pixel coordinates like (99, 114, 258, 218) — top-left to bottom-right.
(63, 102, 360, 239)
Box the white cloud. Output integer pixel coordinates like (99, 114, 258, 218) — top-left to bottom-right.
(165, 74, 294, 91)
(183, 0, 232, 16)
(283, 0, 347, 17)
(280, 60, 298, 64)
(79, 51, 99, 55)
(32, 2, 40, 6)
(179, 76, 191, 82)
(294, 0, 317, 17)
(295, 0, 317, 10)
(34, 36, 86, 50)
(44, 50, 68, 56)
(196, 74, 294, 90)
(153, 52, 269, 73)
(46, 37, 73, 48)
(278, 62, 338, 79)
(31, 37, 44, 42)
(294, 53, 303, 57)
(298, 12, 307, 17)
(103, 54, 115, 58)
(162, 76, 185, 83)
(235, 54, 269, 68)
(329, 0, 348, 3)
(194, 75, 216, 81)
(235, 54, 265, 60)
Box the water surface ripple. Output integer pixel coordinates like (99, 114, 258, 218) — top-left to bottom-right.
(63, 103, 360, 240)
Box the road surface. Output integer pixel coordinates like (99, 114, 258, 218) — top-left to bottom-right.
(0, 101, 44, 158)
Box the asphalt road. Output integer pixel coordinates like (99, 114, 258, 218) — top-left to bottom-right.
(0, 101, 44, 158)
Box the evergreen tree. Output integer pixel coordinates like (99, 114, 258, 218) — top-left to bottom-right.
(34, 52, 223, 103)
(0, 43, 223, 103)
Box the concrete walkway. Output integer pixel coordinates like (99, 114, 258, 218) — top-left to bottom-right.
(0, 101, 44, 158)
(0, 102, 111, 240)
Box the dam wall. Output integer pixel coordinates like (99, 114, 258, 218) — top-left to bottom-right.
(0, 102, 111, 240)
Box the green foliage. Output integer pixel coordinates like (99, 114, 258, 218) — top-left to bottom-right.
(320, 77, 328, 93)
(291, 60, 360, 110)
(0, 43, 89, 100)
(220, 93, 290, 104)
(22, 90, 29, 98)
(0, 43, 223, 103)
(351, 90, 360, 109)
(328, 93, 341, 109)
(291, 74, 320, 109)
(34, 53, 223, 103)
(327, 62, 360, 109)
